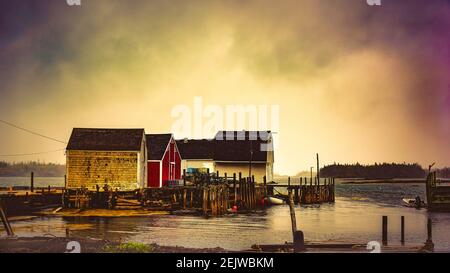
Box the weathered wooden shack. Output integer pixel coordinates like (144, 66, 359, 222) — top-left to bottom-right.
(146, 134, 182, 188)
(214, 131, 274, 183)
(175, 131, 274, 182)
(66, 128, 147, 191)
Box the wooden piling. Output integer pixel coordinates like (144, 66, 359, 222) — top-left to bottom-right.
(244, 177, 250, 209)
(263, 175, 267, 198)
(316, 153, 320, 186)
(294, 187, 299, 204)
(288, 190, 297, 239)
(251, 176, 255, 209)
(293, 231, 305, 253)
(0, 200, 14, 236)
(31, 172, 34, 193)
(382, 216, 388, 245)
(401, 216, 405, 244)
(202, 188, 208, 215)
(424, 218, 434, 251)
(427, 218, 433, 243)
(183, 189, 187, 209)
(233, 173, 237, 205)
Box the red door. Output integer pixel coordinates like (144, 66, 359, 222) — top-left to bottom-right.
(148, 162, 160, 187)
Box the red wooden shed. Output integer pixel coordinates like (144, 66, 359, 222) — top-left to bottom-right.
(146, 134, 181, 188)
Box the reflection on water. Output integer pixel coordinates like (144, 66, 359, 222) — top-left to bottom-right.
(2, 182, 450, 252)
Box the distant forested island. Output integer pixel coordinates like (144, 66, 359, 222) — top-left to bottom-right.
(320, 163, 450, 179)
(0, 161, 65, 177)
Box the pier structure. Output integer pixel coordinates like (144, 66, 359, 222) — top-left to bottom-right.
(1, 171, 336, 217)
(266, 177, 335, 204)
(426, 171, 450, 211)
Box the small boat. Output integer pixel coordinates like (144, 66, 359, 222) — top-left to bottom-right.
(402, 198, 427, 208)
(265, 196, 284, 205)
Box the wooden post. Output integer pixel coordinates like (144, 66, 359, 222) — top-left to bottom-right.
(183, 189, 187, 209)
(202, 188, 207, 215)
(233, 173, 237, 205)
(316, 153, 320, 186)
(424, 218, 434, 251)
(238, 172, 242, 204)
(246, 177, 250, 209)
(263, 176, 267, 198)
(288, 189, 297, 239)
(245, 177, 249, 209)
(427, 218, 433, 244)
(0, 201, 14, 236)
(251, 176, 256, 209)
(209, 187, 214, 216)
(183, 169, 186, 186)
(31, 172, 34, 193)
(382, 216, 388, 246)
(293, 231, 305, 253)
(64, 174, 67, 189)
(401, 216, 405, 244)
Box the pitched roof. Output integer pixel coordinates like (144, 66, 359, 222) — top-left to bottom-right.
(66, 128, 145, 151)
(176, 131, 272, 162)
(213, 131, 271, 162)
(175, 139, 214, 160)
(146, 134, 173, 160)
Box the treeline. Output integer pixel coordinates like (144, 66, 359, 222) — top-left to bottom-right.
(436, 168, 450, 178)
(320, 163, 427, 179)
(0, 161, 65, 177)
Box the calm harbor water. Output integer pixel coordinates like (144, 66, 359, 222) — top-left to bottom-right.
(0, 176, 64, 188)
(1, 177, 449, 252)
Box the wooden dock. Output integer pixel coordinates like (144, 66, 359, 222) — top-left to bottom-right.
(0, 170, 336, 218)
(426, 171, 450, 211)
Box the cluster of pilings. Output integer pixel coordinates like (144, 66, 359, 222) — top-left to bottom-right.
(62, 185, 120, 209)
(192, 172, 265, 216)
(201, 184, 229, 216)
(267, 177, 335, 204)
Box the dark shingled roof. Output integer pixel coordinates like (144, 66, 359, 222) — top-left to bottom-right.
(176, 139, 215, 160)
(176, 131, 272, 162)
(146, 134, 173, 160)
(213, 131, 271, 162)
(66, 128, 145, 151)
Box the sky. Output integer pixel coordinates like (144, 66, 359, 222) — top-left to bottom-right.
(0, 0, 449, 175)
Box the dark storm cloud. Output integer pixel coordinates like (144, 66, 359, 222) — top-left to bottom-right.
(0, 0, 448, 170)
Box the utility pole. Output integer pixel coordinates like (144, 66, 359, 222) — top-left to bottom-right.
(249, 139, 253, 178)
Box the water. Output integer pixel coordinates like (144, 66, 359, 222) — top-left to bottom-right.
(1, 178, 449, 252)
(0, 177, 64, 188)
